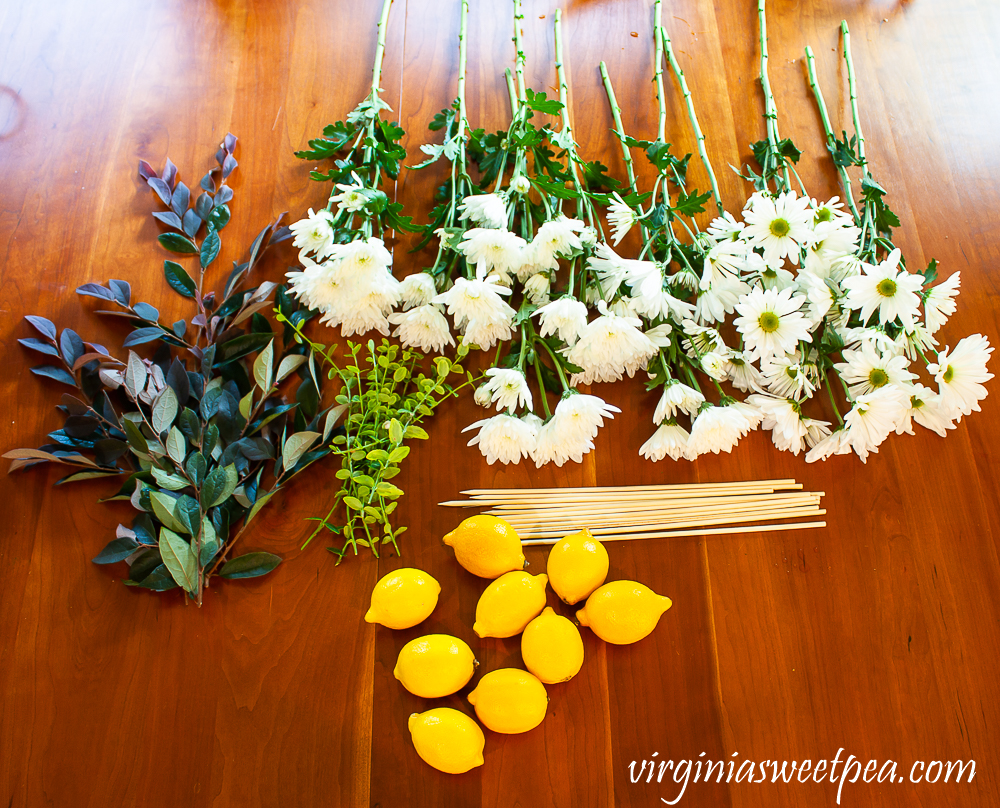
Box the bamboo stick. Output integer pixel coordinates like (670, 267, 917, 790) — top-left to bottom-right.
(457, 480, 800, 496)
(521, 521, 827, 545)
(494, 497, 821, 524)
(486, 492, 822, 514)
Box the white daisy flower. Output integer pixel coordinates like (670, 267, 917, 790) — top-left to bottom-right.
(606, 193, 638, 246)
(841, 248, 923, 331)
(388, 304, 455, 353)
(742, 191, 813, 265)
(432, 276, 514, 330)
(896, 323, 938, 362)
(701, 240, 748, 290)
(760, 353, 817, 400)
(524, 273, 551, 305)
(844, 385, 909, 463)
(700, 351, 729, 381)
(924, 272, 960, 334)
(706, 211, 745, 243)
(733, 287, 813, 362)
(580, 226, 598, 248)
(729, 399, 763, 433)
(639, 422, 690, 461)
(586, 243, 651, 299)
(398, 272, 437, 309)
(653, 380, 705, 424)
(759, 262, 797, 292)
(748, 393, 807, 451)
(695, 274, 750, 324)
(894, 382, 956, 437)
(482, 368, 533, 413)
(804, 219, 861, 275)
(805, 428, 853, 462)
(726, 350, 766, 393)
(840, 326, 901, 355)
(804, 418, 833, 448)
(797, 270, 839, 327)
(834, 342, 917, 398)
(680, 320, 727, 356)
(462, 413, 537, 465)
(459, 193, 508, 229)
(331, 173, 369, 213)
(644, 323, 673, 348)
(565, 304, 659, 385)
(686, 404, 750, 458)
(926, 334, 994, 420)
(459, 228, 526, 279)
(535, 297, 589, 345)
(289, 208, 335, 261)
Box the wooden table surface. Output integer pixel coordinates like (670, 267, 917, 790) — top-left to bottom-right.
(2, 0, 999, 805)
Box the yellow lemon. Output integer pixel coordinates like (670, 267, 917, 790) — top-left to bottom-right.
(394, 634, 478, 698)
(467, 668, 548, 734)
(473, 571, 548, 638)
(407, 708, 485, 774)
(521, 607, 584, 684)
(364, 568, 440, 629)
(576, 581, 672, 644)
(546, 528, 609, 605)
(442, 515, 526, 579)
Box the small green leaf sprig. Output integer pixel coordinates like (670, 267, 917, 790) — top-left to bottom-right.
(278, 313, 481, 562)
(6, 138, 336, 604)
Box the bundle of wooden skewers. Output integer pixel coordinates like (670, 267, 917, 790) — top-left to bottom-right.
(440, 479, 825, 545)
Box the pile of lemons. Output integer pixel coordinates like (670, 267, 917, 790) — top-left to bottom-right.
(364, 514, 673, 774)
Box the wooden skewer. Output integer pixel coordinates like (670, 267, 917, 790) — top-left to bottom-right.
(487, 493, 822, 516)
(514, 508, 827, 538)
(440, 487, 803, 507)
(521, 521, 827, 545)
(494, 498, 822, 526)
(457, 480, 801, 496)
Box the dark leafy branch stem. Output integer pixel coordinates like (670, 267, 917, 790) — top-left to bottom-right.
(661, 25, 724, 215)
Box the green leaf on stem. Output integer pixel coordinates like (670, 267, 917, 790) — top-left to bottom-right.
(202, 464, 238, 507)
(163, 261, 197, 298)
(217, 551, 282, 580)
(200, 226, 221, 268)
(158, 233, 198, 254)
(159, 527, 198, 593)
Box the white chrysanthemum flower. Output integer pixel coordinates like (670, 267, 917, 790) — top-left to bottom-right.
(840, 326, 901, 355)
(804, 418, 832, 449)
(482, 368, 533, 413)
(759, 262, 797, 292)
(565, 304, 659, 385)
(580, 226, 598, 248)
(742, 191, 813, 265)
(329, 237, 393, 277)
(644, 324, 673, 348)
(459, 228, 526, 279)
(432, 276, 514, 329)
(587, 243, 652, 299)
(894, 382, 956, 437)
(804, 219, 861, 276)
(701, 240, 748, 290)
(639, 422, 690, 461)
(733, 287, 813, 362)
(686, 404, 750, 458)
(532, 216, 585, 270)
(844, 385, 909, 463)
(630, 286, 697, 322)
(729, 399, 763, 433)
(531, 416, 594, 468)
(706, 211, 745, 243)
(668, 267, 701, 291)
(331, 173, 369, 213)
(797, 270, 838, 327)
(654, 380, 705, 424)
(289, 208, 335, 261)
(607, 193, 637, 246)
(524, 273, 551, 305)
(552, 392, 621, 442)
(398, 272, 437, 309)
(700, 352, 729, 381)
(535, 297, 589, 345)
(510, 174, 531, 195)
(695, 275, 750, 324)
(841, 248, 923, 331)
(680, 320, 727, 356)
(726, 350, 766, 393)
(926, 334, 994, 420)
(474, 384, 493, 408)
(924, 272, 960, 334)
(388, 304, 454, 353)
(462, 413, 537, 465)
(761, 353, 817, 400)
(462, 316, 515, 350)
(459, 193, 508, 229)
(805, 428, 853, 462)
(834, 342, 917, 398)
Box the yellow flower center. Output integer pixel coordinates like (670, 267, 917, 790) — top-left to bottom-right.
(758, 311, 780, 333)
(868, 368, 889, 388)
(876, 278, 897, 297)
(769, 218, 790, 237)
(943, 365, 955, 383)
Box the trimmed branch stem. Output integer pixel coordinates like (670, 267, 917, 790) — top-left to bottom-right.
(513, 0, 527, 104)
(841, 20, 868, 178)
(599, 62, 637, 194)
(653, 0, 667, 142)
(371, 0, 394, 100)
(757, 0, 790, 190)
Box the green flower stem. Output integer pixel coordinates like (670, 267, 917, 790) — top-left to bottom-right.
(661, 26, 724, 215)
(600, 61, 649, 239)
(683, 363, 704, 395)
(823, 371, 846, 426)
(537, 337, 570, 392)
(554, 10, 589, 226)
(512, 0, 527, 104)
(371, 0, 393, 102)
(757, 0, 790, 191)
(841, 21, 868, 179)
(653, 0, 667, 142)
(518, 325, 530, 370)
(457, 0, 470, 143)
(532, 355, 552, 418)
(505, 68, 519, 118)
(804, 45, 862, 225)
(659, 352, 674, 380)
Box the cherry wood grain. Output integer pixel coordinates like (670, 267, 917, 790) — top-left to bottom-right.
(2, 1, 999, 806)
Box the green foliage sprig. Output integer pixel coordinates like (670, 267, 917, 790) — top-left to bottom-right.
(6, 138, 334, 605)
